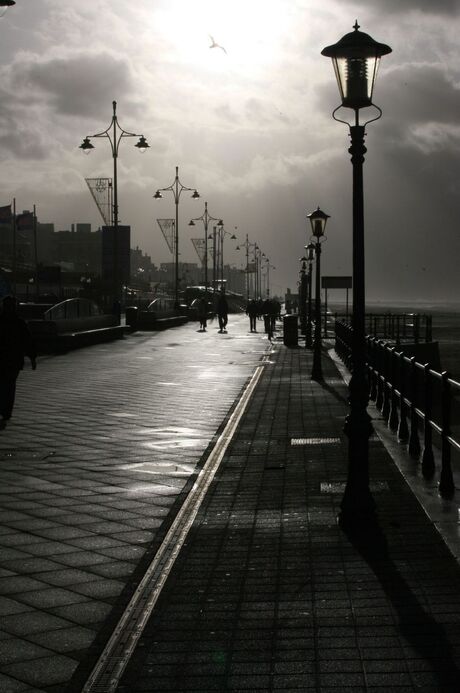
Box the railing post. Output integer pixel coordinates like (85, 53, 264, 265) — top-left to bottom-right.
(369, 338, 377, 402)
(388, 348, 400, 432)
(408, 357, 421, 459)
(439, 371, 455, 499)
(375, 340, 384, 411)
(382, 344, 391, 422)
(421, 363, 435, 478)
(414, 313, 420, 344)
(397, 352, 409, 442)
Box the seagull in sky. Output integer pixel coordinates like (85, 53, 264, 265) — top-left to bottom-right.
(209, 35, 227, 55)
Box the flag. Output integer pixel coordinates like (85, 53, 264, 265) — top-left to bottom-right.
(157, 218, 176, 254)
(0, 204, 12, 226)
(191, 238, 206, 264)
(16, 212, 35, 231)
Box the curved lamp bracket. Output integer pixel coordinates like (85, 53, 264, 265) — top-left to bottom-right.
(332, 103, 383, 130)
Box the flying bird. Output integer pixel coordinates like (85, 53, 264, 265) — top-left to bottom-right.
(209, 35, 227, 55)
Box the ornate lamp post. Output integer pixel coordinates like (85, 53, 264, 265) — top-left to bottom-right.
(188, 203, 223, 297)
(217, 225, 237, 290)
(307, 207, 330, 381)
(154, 167, 200, 308)
(264, 258, 275, 297)
(0, 0, 15, 16)
(322, 22, 391, 531)
(79, 101, 149, 311)
(299, 256, 308, 336)
(305, 243, 315, 348)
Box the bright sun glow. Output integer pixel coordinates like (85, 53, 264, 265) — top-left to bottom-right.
(155, 0, 290, 76)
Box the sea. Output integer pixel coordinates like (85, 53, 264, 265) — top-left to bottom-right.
(330, 300, 460, 382)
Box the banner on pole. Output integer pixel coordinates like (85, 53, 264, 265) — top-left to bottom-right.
(191, 238, 206, 264)
(85, 178, 113, 226)
(157, 218, 175, 254)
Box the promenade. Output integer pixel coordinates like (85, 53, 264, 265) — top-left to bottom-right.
(1, 315, 460, 692)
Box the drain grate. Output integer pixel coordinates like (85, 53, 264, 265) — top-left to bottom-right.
(321, 481, 389, 494)
(291, 437, 341, 446)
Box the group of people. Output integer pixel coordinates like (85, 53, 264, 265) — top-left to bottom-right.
(246, 297, 281, 339)
(196, 291, 228, 333)
(195, 292, 281, 341)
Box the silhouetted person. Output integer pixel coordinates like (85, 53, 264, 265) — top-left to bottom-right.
(0, 296, 37, 422)
(246, 299, 258, 332)
(197, 297, 208, 331)
(217, 291, 228, 333)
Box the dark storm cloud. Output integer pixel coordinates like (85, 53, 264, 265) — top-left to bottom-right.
(14, 53, 134, 118)
(379, 64, 460, 126)
(340, 0, 460, 14)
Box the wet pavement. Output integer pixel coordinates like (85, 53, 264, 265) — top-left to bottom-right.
(2, 314, 460, 692)
(0, 314, 270, 692)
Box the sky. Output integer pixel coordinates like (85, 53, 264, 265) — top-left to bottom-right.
(0, 0, 459, 303)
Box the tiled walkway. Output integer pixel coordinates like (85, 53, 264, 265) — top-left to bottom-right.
(118, 345, 460, 692)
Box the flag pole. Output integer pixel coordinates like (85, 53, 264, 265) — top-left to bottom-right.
(13, 198, 16, 297)
(33, 204, 39, 298)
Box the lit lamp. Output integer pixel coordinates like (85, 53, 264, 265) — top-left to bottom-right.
(307, 207, 330, 380)
(305, 242, 315, 348)
(322, 22, 391, 532)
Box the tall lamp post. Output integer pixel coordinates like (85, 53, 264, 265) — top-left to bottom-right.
(0, 1, 15, 16)
(235, 235, 257, 300)
(299, 256, 308, 336)
(307, 207, 330, 381)
(154, 167, 200, 308)
(218, 226, 237, 290)
(322, 22, 391, 531)
(79, 101, 149, 311)
(305, 243, 315, 348)
(188, 203, 223, 297)
(264, 258, 275, 297)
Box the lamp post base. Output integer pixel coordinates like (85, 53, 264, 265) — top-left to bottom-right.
(338, 405, 379, 537)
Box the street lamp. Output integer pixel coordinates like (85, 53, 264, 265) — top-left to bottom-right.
(264, 258, 275, 297)
(218, 225, 237, 291)
(79, 100, 149, 311)
(299, 256, 308, 336)
(154, 166, 200, 309)
(322, 22, 392, 532)
(188, 202, 223, 297)
(235, 234, 257, 300)
(0, 0, 15, 16)
(305, 243, 315, 348)
(307, 207, 330, 380)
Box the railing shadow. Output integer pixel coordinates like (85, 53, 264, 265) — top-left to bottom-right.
(345, 525, 460, 690)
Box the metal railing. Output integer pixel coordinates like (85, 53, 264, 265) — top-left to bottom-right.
(335, 312, 432, 344)
(335, 320, 460, 498)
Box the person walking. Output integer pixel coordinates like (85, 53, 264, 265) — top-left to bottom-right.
(216, 290, 228, 333)
(0, 295, 37, 423)
(246, 299, 258, 332)
(196, 296, 208, 332)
